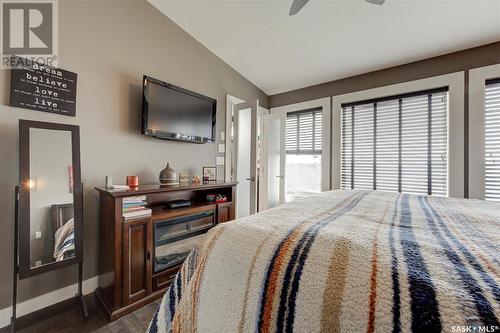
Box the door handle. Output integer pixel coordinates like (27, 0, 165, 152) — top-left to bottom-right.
(276, 175, 284, 178)
(246, 177, 256, 181)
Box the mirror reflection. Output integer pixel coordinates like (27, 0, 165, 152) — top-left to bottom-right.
(29, 128, 75, 268)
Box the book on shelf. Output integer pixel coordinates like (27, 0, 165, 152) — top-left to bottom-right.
(123, 202, 147, 208)
(123, 208, 152, 221)
(122, 195, 149, 220)
(123, 206, 147, 213)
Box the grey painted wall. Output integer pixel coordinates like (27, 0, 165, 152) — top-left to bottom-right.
(0, 0, 267, 309)
(269, 42, 500, 108)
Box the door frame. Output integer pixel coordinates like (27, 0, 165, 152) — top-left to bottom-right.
(269, 97, 332, 202)
(257, 105, 270, 211)
(225, 94, 245, 182)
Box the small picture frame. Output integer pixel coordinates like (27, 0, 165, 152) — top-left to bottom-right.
(202, 166, 217, 181)
(179, 172, 190, 184)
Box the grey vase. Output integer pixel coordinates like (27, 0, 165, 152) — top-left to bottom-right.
(159, 163, 177, 184)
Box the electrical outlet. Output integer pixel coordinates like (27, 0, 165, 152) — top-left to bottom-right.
(221, 131, 225, 141)
(35, 260, 42, 267)
(35, 231, 42, 239)
(218, 144, 225, 153)
(216, 157, 225, 165)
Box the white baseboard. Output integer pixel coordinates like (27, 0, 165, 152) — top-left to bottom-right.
(0, 276, 99, 328)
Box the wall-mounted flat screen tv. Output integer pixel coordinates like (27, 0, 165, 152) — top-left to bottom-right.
(141, 75, 216, 143)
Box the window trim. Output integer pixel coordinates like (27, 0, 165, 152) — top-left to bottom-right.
(469, 64, 500, 200)
(332, 72, 465, 198)
(270, 97, 331, 192)
(340, 89, 448, 196)
(484, 81, 500, 201)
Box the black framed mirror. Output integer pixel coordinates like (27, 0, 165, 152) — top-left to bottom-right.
(18, 120, 83, 279)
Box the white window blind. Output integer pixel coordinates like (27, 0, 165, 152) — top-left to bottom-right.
(286, 108, 322, 155)
(341, 88, 448, 196)
(485, 79, 500, 201)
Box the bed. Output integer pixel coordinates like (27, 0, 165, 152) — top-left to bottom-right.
(51, 203, 75, 261)
(148, 190, 499, 332)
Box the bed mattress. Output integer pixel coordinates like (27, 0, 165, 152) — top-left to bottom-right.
(148, 190, 500, 333)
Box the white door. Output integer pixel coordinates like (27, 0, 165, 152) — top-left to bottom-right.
(262, 112, 285, 209)
(232, 100, 260, 218)
(256, 106, 271, 211)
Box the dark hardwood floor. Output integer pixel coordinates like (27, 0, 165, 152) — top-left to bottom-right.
(14, 298, 161, 333)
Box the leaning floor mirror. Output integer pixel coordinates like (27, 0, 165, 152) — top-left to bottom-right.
(18, 120, 83, 278)
(12, 120, 87, 330)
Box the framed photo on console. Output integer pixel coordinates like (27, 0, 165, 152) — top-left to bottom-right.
(202, 166, 217, 181)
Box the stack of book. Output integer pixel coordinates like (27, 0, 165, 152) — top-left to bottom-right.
(122, 195, 151, 221)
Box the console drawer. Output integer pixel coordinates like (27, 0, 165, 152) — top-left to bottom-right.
(153, 264, 181, 291)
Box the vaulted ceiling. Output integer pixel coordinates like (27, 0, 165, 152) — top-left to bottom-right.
(149, 0, 500, 95)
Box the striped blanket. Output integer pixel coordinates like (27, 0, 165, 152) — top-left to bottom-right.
(148, 190, 500, 333)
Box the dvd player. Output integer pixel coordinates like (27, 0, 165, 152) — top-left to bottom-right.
(165, 199, 191, 209)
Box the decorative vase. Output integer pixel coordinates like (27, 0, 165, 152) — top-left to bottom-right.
(159, 163, 178, 185)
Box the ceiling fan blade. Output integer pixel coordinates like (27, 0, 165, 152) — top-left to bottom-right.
(289, 0, 310, 15)
(366, 0, 386, 5)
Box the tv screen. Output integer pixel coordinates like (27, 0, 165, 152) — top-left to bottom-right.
(141, 76, 216, 143)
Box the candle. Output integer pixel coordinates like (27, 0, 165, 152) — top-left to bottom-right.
(126, 176, 139, 187)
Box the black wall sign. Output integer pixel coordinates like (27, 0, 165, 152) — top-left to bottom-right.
(10, 57, 77, 117)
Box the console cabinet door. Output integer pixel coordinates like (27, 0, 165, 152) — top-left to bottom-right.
(122, 218, 152, 305)
(217, 202, 235, 223)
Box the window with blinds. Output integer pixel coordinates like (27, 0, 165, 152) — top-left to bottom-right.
(341, 88, 448, 196)
(286, 108, 322, 155)
(485, 79, 500, 202)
